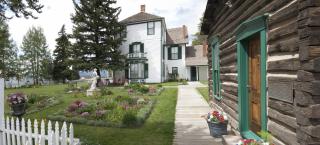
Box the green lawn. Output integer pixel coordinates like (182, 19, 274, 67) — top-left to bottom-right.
(159, 82, 179, 86)
(197, 87, 210, 103)
(200, 81, 209, 86)
(5, 84, 178, 145)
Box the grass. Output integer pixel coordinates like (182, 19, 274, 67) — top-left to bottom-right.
(159, 81, 179, 86)
(5, 84, 178, 145)
(197, 87, 210, 103)
(200, 81, 209, 86)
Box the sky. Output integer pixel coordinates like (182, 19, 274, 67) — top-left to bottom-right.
(7, 0, 207, 53)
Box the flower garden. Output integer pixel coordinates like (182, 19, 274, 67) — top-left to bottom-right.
(5, 82, 177, 145)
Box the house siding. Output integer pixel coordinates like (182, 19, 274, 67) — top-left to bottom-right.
(201, 0, 318, 144)
(164, 44, 187, 80)
(119, 21, 164, 83)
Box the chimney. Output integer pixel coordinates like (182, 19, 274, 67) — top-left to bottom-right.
(182, 25, 188, 38)
(141, 5, 145, 13)
(202, 40, 208, 57)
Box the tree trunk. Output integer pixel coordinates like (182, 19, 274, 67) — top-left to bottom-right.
(96, 68, 102, 87)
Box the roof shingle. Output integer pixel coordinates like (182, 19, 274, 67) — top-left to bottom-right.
(120, 12, 163, 24)
(166, 26, 189, 44)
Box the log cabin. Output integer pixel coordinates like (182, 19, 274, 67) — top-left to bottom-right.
(201, 0, 320, 144)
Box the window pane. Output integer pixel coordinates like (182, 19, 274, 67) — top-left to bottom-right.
(133, 44, 140, 53)
(172, 54, 178, 59)
(130, 63, 144, 78)
(172, 47, 178, 53)
(148, 22, 154, 28)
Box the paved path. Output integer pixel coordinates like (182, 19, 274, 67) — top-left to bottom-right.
(173, 82, 222, 145)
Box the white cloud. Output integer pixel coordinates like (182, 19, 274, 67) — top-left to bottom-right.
(7, 0, 207, 52)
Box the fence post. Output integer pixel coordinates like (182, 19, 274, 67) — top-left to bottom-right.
(0, 78, 4, 145)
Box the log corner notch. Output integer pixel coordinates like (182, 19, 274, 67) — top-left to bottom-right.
(297, 0, 320, 144)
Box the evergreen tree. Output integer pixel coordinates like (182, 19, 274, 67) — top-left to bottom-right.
(21, 26, 50, 85)
(53, 25, 73, 83)
(71, 0, 126, 85)
(0, 0, 43, 19)
(0, 18, 14, 78)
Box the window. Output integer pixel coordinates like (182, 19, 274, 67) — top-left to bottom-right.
(133, 44, 140, 53)
(147, 22, 155, 35)
(172, 67, 178, 74)
(130, 63, 144, 79)
(168, 46, 182, 60)
(122, 28, 127, 38)
(212, 42, 221, 100)
(171, 47, 178, 59)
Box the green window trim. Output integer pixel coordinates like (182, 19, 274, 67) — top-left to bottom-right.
(208, 36, 222, 100)
(236, 14, 268, 139)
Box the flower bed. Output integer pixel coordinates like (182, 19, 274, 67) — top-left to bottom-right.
(48, 95, 156, 127)
(6, 93, 62, 116)
(126, 84, 164, 96)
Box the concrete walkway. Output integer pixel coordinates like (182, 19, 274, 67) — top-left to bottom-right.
(173, 82, 222, 145)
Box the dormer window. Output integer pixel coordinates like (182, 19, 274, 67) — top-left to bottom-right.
(147, 22, 155, 35)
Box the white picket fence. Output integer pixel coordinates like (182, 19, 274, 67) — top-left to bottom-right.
(1, 116, 80, 145)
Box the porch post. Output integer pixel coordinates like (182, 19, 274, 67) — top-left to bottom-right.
(0, 78, 4, 144)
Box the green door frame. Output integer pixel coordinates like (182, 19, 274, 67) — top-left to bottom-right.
(236, 14, 268, 140)
(209, 36, 222, 100)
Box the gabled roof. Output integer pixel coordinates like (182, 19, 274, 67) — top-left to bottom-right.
(166, 26, 189, 44)
(120, 12, 164, 25)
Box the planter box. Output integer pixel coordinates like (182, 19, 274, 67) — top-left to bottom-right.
(207, 121, 228, 138)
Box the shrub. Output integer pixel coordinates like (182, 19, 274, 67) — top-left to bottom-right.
(95, 110, 107, 120)
(115, 95, 133, 103)
(138, 85, 149, 93)
(148, 85, 157, 94)
(100, 87, 113, 96)
(137, 98, 146, 105)
(103, 99, 117, 110)
(122, 110, 137, 126)
(67, 100, 88, 113)
(157, 84, 163, 88)
(76, 104, 94, 114)
(27, 93, 38, 104)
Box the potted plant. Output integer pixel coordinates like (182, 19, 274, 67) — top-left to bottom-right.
(7, 93, 27, 116)
(204, 110, 228, 138)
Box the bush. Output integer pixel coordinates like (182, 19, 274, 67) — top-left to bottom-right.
(157, 84, 163, 88)
(122, 110, 137, 126)
(138, 85, 149, 93)
(27, 93, 39, 104)
(115, 95, 133, 103)
(100, 87, 113, 96)
(103, 99, 117, 110)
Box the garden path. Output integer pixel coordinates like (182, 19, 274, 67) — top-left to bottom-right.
(173, 82, 222, 145)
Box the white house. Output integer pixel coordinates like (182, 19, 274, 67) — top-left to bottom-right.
(114, 5, 207, 83)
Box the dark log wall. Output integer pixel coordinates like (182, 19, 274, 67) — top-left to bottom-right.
(205, 0, 308, 144)
(296, 0, 320, 145)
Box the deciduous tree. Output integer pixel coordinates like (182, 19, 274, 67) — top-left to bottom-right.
(21, 26, 50, 85)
